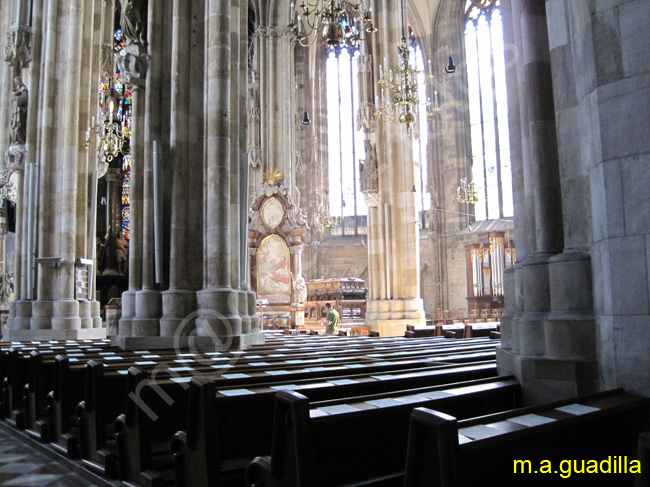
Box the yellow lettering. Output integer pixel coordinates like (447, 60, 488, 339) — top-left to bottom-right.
(586, 460, 598, 474)
(600, 457, 611, 473)
(513, 460, 532, 474)
(573, 460, 585, 474)
(539, 460, 552, 474)
(630, 460, 641, 474)
(559, 460, 572, 478)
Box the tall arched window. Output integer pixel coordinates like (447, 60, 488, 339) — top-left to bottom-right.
(464, 0, 513, 221)
(326, 47, 367, 236)
(409, 29, 432, 229)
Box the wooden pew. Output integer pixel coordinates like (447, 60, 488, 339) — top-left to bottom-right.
(1, 348, 29, 428)
(435, 323, 466, 338)
(403, 389, 650, 487)
(463, 322, 499, 338)
(117, 352, 498, 487)
(337, 323, 371, 336)
(173, 373, 516, 487)
(244, 377, 520, 487)
(67, 337, 494, 470)
(5, 335, 497, 485)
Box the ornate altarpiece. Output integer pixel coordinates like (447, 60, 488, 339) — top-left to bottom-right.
(249, 185, 307, 329)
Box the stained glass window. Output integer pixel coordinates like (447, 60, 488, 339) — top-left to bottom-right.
(121, 155, 131, 238)
(464, 0, 513, 221)
(117, 26, 132, 239)
(96, 28, 133, 240)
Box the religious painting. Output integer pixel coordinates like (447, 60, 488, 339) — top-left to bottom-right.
(257, 234, 291, 295)
(261, 197, 284, 229)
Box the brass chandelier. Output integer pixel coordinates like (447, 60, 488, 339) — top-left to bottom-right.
(374, 1, 439, 135)
(85, 93, 129, 162)
(288, 0, 376, 49)
(457, 177, 479, 205)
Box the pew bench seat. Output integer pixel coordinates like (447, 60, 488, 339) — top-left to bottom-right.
(404, 388, 650, 487)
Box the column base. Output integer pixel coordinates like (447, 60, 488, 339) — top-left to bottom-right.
(79, 300, 92, 329)
(160, 289, 198, 337)
(118, 290, 137, 336)
(5, 327, 107, 342)
(365, 298, 425, 336)
(51, 299, 82, 331)
(111, 334, 243, 351)
(496, 347, 600, 405)
(196, 287, 243, 345)
(7, 300, 32, 331)
(31, 300, 54, 330)
(90, 300, 102, 328)
(131, 289, 162, 337)
(239, 290, 251, 335)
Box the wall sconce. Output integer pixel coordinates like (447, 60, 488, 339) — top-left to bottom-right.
(300, 111, 311, 125)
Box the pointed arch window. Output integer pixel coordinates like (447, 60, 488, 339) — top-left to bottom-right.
(326, 47, 368, 236)
(409, 29, 432, 229)
(464, 0, 513, 221)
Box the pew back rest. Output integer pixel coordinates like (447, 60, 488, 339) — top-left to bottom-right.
(404, 389, 650, 487)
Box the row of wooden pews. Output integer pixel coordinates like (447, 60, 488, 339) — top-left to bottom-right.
(0, 334, 501, 486)
(405, 321, 500, 339)
(404, 389, 650, 486)
(117, 337, 499, 486)
(2, 333, 649, 487)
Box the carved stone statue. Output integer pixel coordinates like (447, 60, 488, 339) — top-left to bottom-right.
(292, 273, 307, 304)
(0, 274, 14, 305)
(10, 77, 28, 146)
(360, 139, 378, 193)
(115, 231, 129, 274)
(120, 0, 148, 47)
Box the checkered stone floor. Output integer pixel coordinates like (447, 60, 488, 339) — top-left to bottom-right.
(0, 426, 105, 487)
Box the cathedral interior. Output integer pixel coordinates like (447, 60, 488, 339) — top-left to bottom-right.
(0, 0, 649, 486)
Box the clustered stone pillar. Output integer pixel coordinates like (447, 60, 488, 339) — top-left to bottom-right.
(253, 25, 295, 195)
(160, 0, 197, 337)
(497, 0, 597, 403)
(117, 0, 261, 349)
(5, 0, 104, 340)
(364, 0, 425, 336)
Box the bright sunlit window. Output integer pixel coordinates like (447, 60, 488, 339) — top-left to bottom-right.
(326, 47, 368, 236)
(464, 0, 513, 221)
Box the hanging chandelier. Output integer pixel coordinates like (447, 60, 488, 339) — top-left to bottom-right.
(85, 93, 129, 162)
(288, 0, 376, 49)
(457, 177, 479, 205)
(374, 2, 439, 135)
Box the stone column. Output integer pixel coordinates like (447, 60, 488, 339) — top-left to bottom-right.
(160, 0, 196, 338)
(197, 0, 242, 345)
(118, 86, 142, 336)
(497, 0, 597, 403)
(4, 0, 35, 332)
(7, 0, 104, 340)
(131, 61, 161, 337)
(364, 0, 425, 336)
(119, 0, 160, 338)
(256, 26, 295, 188)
